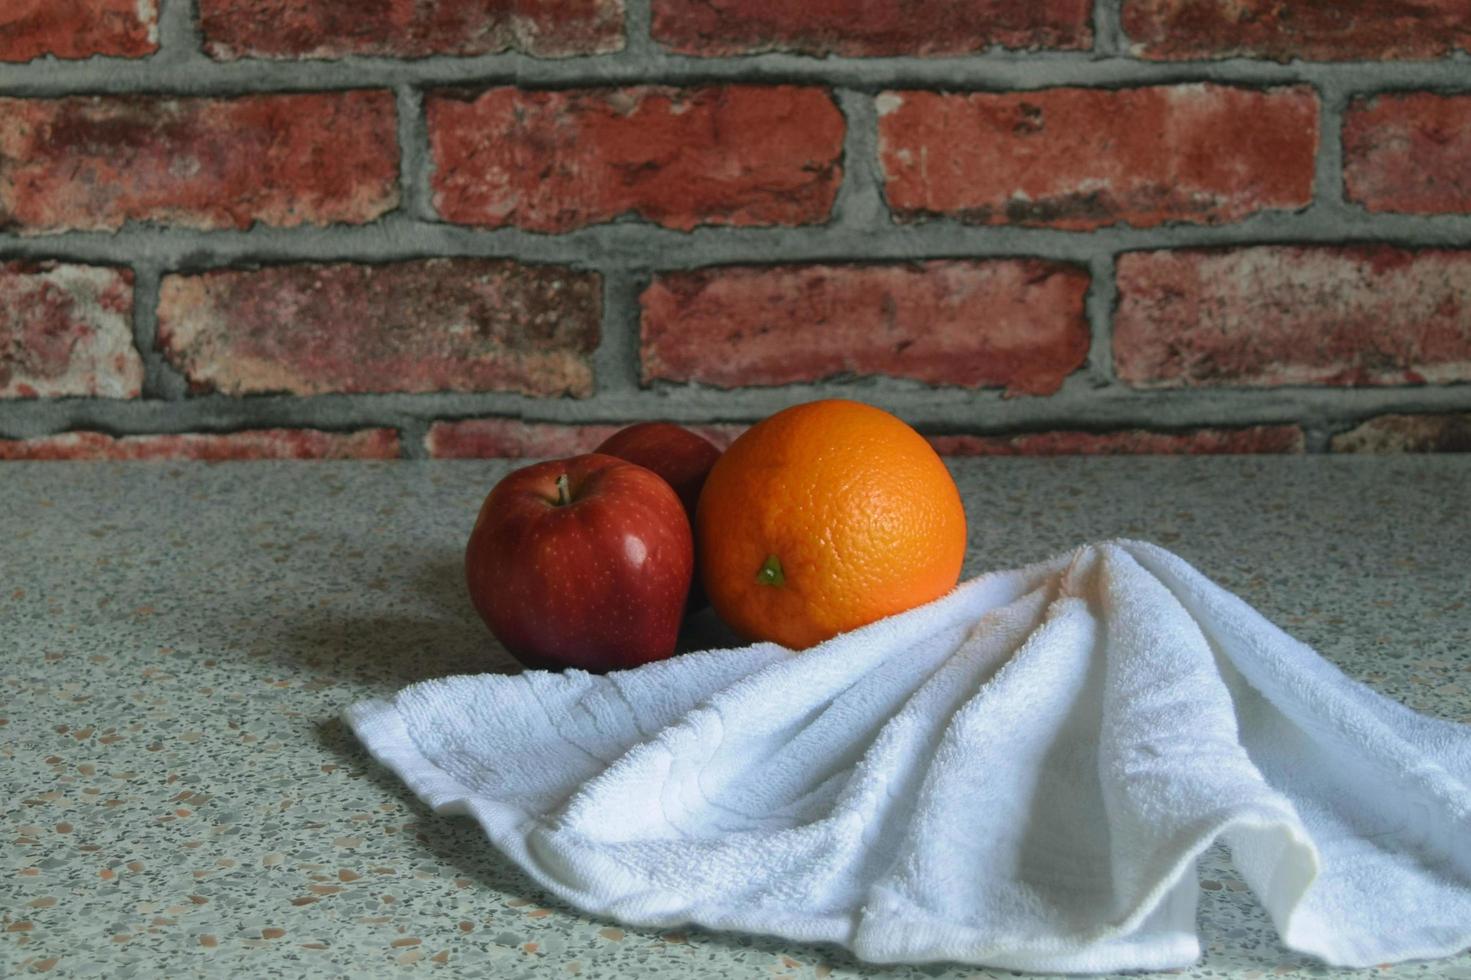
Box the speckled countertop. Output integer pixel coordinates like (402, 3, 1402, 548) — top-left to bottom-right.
(3, 458, 1469, 979)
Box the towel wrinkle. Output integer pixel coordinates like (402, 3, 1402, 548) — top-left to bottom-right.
(528, 675, 615, 769)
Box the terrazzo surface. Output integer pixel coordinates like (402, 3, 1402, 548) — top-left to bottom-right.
(2, 457, 1469, 979)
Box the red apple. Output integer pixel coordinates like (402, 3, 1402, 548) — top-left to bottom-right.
(465, 453, 694, 672)
(594, 423, 722, 524)
(595, 423, 722, 610)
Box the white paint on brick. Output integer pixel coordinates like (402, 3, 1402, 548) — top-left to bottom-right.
(2, 264, 143, 399)
(139, 0, 159, 45)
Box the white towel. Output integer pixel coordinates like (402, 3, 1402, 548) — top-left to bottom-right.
(344, 540, 1471, 972)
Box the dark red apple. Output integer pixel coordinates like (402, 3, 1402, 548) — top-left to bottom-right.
(594, 423, 722, 524)
(465, 453, 693, 672)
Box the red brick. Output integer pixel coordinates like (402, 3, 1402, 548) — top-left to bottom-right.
(1, 262, 141, 398)
(879, 85, 1317, 230)
(929, 426, 1305, 456)
(1330, 414, 1471, 453)
(0, 429, 401, 461)
(0, 92, 397, 234)
(1115, 246, 1471, 388)
(429, 86, 843, 233)
(652, 0, 1090, 56)
(0, 0, 158, 62)
(200, 0, 623, 60)
(428, 419, 620, 459)
(426, 419, 744, 458)
(1122, 0, 1471, 61)
(1345, 93, 1471, 216)
(156, 260, 599, 397)
(641, 261, 1090, 396)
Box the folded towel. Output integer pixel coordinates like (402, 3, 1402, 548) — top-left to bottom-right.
(345, 540, 1471, 972)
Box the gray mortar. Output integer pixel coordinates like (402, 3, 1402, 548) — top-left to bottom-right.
(623, 0, 655, 60)
(126, 265, 191, 401)
(595, 268, 647, 396)
(1, 0, 1470, 453)
(1092, 0, 1127, 58)
(395, 86, 434, 222)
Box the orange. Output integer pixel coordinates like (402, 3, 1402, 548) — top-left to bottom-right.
(696, 399, 967, 649)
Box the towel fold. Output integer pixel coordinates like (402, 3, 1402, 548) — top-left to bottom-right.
(345, 540, 1471, 972)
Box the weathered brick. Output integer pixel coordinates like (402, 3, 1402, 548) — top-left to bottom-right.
(0, 0, 158, 62)
(1331, 414, 1471, 453)
(652, 0, 1090, 56)
(641, 261, 1090, 396)
(1115, 246, 1471, 388)
(429, 86, 843, 232)
(929, 426, 1305, 456)
(1345, 93, 1471, 215)
(200, 0, 624, 60)
(1122, 0, 1471, 61)
(879, 85, 1317, 230)
(157, 260, 600, 398)
(0, 92, 398, 234)
(426, 419, 744, 458)
(428, 420, 621, 459)
(0, 429, 401, 461)
(1, 262, 141, 399)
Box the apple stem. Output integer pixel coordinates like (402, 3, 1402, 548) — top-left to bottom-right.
(756, 554, 785, 587)
(555, 473, 572, 507)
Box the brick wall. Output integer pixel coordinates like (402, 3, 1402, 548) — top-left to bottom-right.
(2, 0, 1469, 460)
